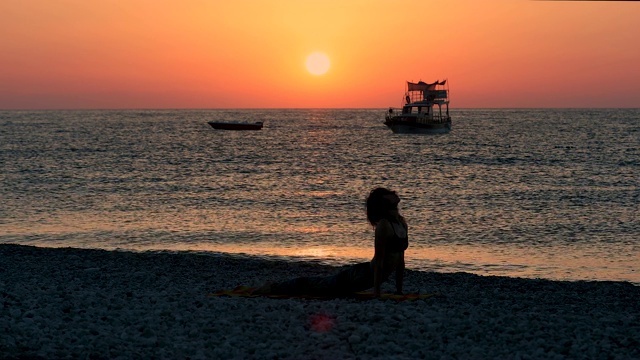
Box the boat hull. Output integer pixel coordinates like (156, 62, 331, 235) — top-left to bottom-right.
(207, 121, 263, 131)
(384, 118, 451, 134)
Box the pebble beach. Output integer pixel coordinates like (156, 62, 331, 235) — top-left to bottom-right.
(1, 244, 639, 359)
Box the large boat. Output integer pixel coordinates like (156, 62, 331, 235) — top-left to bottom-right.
(384, 80, 451, 134)
(207, 121, 263, 131)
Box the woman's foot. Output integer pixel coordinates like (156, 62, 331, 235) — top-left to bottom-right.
(252, 282, 273, 295)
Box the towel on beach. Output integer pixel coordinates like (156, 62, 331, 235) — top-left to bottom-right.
(210, 286, 436, 302)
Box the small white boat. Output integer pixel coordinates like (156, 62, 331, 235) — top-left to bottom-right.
(384, 80, 451, 134)
(207, 121, 263, 131)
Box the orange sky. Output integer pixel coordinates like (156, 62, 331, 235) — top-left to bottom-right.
(1, 0, 638, 109)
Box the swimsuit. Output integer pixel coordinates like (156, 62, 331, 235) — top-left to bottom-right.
(387, 220, 409, 253)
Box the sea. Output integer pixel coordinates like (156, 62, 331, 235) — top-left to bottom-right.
(1, 109, 638, 284)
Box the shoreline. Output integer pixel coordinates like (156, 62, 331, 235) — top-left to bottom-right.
(1, 244, 639, 359)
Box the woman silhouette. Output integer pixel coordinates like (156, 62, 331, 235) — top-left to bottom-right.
(255, 187, 408, 297)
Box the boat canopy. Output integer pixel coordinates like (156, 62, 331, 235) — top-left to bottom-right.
(407, 80, 447, 92)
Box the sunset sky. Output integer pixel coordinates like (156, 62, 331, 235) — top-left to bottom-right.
(1, 0, 638, 109)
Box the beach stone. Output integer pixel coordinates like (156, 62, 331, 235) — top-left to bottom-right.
(9, 308, 22, 318)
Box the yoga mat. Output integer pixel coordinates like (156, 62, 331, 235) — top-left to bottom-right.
(210, 286, 436, 302)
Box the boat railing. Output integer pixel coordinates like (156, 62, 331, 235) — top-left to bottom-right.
(427, 114, 450, 123)
(386, 108, 450, 123)
(405, 89, 448, 103)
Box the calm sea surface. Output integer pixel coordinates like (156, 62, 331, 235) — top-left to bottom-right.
(1, 109, 638, 284)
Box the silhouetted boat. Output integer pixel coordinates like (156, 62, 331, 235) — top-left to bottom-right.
(207, 121, 264, 131)
(384, 80, 451, 134)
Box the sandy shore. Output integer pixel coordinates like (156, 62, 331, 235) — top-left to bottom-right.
(1, 244, 638, 359)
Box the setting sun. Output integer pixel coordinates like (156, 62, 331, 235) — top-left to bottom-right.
(305, 52, 330, 76)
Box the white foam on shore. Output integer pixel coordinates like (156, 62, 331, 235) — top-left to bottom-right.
(1, 244, 639, 359)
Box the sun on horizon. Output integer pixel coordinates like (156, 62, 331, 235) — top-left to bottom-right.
(305, 52, 331, 76)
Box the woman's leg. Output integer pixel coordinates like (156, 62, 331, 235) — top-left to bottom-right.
(258, 262, 374, 296)
(268, 276, 335, 296)
(331, 262, 374, 295)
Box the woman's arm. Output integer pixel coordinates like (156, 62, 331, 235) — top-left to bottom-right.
(395, 218, 407, 294)
(373, 219, 393, 297)
(395, 253, 405, 295)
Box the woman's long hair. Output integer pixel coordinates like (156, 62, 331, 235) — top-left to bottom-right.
(366, 187, 402, 226)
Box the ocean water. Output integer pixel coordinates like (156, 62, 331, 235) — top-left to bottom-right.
(1, 109, 638, 284)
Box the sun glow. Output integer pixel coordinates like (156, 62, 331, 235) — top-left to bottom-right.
(305, 52, 330, 76)
(1, 1, 638, 108)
